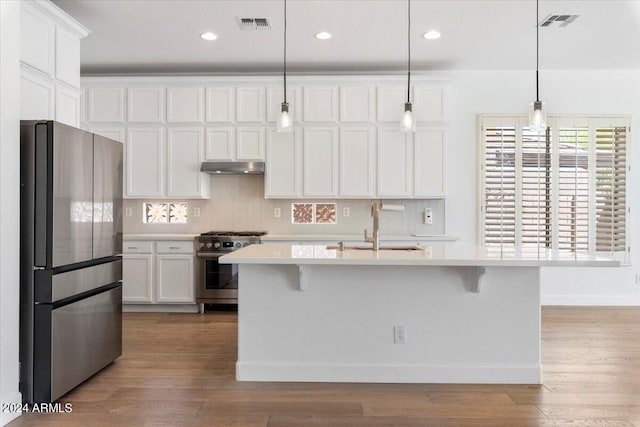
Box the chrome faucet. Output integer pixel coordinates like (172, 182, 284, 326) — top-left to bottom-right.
(364, 202, 381, 251)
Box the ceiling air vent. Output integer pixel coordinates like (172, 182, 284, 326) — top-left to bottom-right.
(237, 18, 271, 30)
(539, 14, 580, 28)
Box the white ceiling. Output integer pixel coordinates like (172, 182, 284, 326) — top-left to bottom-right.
(53, 0, 640, 75)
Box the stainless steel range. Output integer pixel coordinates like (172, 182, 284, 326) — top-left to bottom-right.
(195, 231, 266, 306)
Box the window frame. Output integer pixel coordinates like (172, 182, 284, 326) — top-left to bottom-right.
(478, 114, 631, 260)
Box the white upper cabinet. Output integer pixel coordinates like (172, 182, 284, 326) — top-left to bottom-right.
(414, 87, 446, 122)
(167, 87, 204, 123)
(303, 127, 338, 197)
(87, 87, 125, 123)
(267, 87, 301, 122)
(55, 85, 80, 127)
(205, 127, 235, 161)
(126, 128, 164, 198)
(206, 87, 235, 123)
(236, 87, 266, 123)
(128, 87, 164, 123)
(377, 129, 412, 197)
(340, 87, 375, 122)
(21, 67, 54, 120)
(54, 26, 80, 88)
(414, 129, 446, 198)
(265, 128, 301, 198)
(166, 128, 207, 197)
(303, 87, 338, 122)
(377, 86, 409, 122)
(236, 127, 265, 161)
(339, 127, 375, 197)
(20, 3, 54, 75)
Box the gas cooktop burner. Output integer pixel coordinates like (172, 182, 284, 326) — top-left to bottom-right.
(200, 231, 267, 237)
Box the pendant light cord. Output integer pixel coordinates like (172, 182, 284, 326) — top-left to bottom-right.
(407, 0, 411, 103)
(536, 0, 540, 102)
(283, 0, 287, 103)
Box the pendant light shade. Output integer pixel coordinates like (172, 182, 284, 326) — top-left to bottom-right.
(400, 0, 415, 133)
(277, 0, 292, 133)
(529, 0, 546, 133)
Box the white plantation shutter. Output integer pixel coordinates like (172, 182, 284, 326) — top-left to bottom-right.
(481, 115, 629, 256)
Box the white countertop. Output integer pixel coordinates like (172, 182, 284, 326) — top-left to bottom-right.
(261, 234, 459, 242)
(123, 233, 198, 241)
(219, 243, 620, 267)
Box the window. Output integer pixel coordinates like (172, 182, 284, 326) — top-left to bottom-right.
(480, 116, 629, 257)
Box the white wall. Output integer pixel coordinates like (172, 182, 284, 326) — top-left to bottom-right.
(445, 69, 640, 305)
(0, 0, 23, 424)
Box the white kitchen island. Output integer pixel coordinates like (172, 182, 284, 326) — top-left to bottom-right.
(220, 244, 619, 384)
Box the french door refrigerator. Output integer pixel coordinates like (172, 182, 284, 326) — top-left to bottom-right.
(20, 121, 123, 403)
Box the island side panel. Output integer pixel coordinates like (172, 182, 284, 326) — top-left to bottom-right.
(237, 264, 541, 384)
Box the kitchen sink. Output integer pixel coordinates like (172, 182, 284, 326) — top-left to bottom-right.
(326, 245, 423, 251)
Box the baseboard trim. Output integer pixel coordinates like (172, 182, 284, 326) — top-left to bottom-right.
(236, 361, 542, 384)
(542, 295, 640, 306)
(1, 391, 22, 426)
(123, 304, 198, 313)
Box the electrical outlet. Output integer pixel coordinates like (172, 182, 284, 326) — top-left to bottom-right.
(636, 274, 640, 285)
(342, 207, 350, 217)
(124, 207, 132, 217)
(393, 325, 407, 344)
(193, 207, 201, 217)
(274, 207, 281, 218)
(424, 208, 433, 225)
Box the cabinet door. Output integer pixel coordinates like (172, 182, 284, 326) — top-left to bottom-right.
(340, 87, 375, 122)
(236, 87, 265, 122)
(340, 127, 375, 197)
(167, 87, 204, 123)
(156, 255, 194, 303)
(236, 127, 265, 160)
(20, 2, 54, 75)
(267, 87, 300, 122)
(55, 26, 80, 88)
(377, 86, 410, 122)
(414, 129, 446, 197)
(414, 87, 446, 122)
(205, 127, 235, 161)
(303, 127, 338, 197)
(122, 254, 153, 303)
(55, 85, 81, 127)
(128, 87, 164, 123)
(167, 128, 205, 197)
(377, 129, 412, 197)
(303, 87, 338, 122)
(205, 87, 234, 122)
(87, 87, 125, 123)
(126, 128, 164, 198)
(20, 67, 54, 120)
(265, 128, 301, 198)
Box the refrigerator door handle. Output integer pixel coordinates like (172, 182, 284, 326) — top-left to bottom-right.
(34, 122, 51, 267)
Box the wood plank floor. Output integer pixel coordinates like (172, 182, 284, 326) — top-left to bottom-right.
(8, 307, 640, 427)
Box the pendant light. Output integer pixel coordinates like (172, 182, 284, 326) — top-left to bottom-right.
(400, 0, 415, 133)
(277, 0, 292, 132)
(529, 0, 546, 132)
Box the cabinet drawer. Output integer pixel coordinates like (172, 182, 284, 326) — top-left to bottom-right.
(156, 241, 194, 254)
(123, 241, 153, 253)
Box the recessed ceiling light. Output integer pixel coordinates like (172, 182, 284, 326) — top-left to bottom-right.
(315, 32, 332, 40)
(423, 30, 441, 40)
(200, 32, 218, 41)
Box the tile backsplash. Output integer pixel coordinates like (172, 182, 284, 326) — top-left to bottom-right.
(123, 175, 446, 236)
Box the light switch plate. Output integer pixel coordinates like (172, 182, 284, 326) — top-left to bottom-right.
(124, 207, 132, 217)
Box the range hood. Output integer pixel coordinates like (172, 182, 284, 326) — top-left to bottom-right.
(200, 161, 265, 175)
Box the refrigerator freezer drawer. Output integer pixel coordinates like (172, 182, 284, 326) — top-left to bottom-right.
(44, 259, 122, 303)
(34, 285, 122, 403)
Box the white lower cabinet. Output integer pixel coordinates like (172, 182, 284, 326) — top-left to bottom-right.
(123, 239, 195, 305)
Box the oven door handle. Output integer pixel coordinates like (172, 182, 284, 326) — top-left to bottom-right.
(196, 252, 226, 259)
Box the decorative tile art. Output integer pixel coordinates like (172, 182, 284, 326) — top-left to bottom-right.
(143, 203, 188, 224)
(291, 203, 337, 224)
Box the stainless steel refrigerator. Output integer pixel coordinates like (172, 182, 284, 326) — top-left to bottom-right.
(20, 121, 123, 403)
